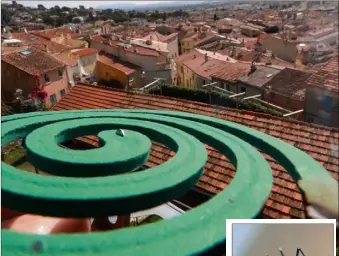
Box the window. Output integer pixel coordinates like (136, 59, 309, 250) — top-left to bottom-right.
(104, 72, 108, 77)
(60, 89, 65, 98)
(203, 80, 206, 85)
(227, 85, 230, 91)
(44, 73, 50, 83)
(271, 92, 275, 98)
(50, 94, 57, 106)
(58, 69, 63, 77)
(241, 87, 246, 93)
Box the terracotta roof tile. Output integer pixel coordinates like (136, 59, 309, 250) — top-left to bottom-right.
(10, 33, 70, 54)
(52, 83, 339, 219)
(98, 53, 140, 75)
(54, 52, 78, 67)
(306, 55, 339, 92)
(72, 48, 98, 56)
(154, 31, 178, 42)
(90, 35, 106, 42)
(2, 47, 66, 75)
(263, 68, 311, 98)
(211, 62, 250, 82)
(32, 27, 80, 40)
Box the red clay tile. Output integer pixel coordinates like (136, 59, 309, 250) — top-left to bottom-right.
(52, 83, 339, 219)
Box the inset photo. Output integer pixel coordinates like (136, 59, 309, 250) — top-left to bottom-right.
(226, 219, 336, 256)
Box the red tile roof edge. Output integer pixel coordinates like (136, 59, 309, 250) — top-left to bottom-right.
(69, 83, 339, 132)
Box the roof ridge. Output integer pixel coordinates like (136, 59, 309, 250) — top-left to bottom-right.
(74, 83, 339, 132)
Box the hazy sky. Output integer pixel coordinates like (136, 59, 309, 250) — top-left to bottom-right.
(4, 1, 174, 8)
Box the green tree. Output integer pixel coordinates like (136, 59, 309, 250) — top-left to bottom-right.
(73, 17, 82, 24)
(214, 13, 219, 21)
(37, 4, 46, 10)
(162, 12, 167, 22)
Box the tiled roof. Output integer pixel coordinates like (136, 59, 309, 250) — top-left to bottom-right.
(72, 48, 98, 56)
(90, 35, 106, 43)
(263, 68, 311, 99)
(237, 66, 282, 88)
(175, 49, 231, 80)
(52, 83, 339, 219)
(1, 47, 66, 75)
(54, 52, 78, 67)
(98, 54, 140, 75)
(125, 45, 159, 57)
(305, 55, 339, 92)
(31, 27, 80, 40)
(10, 33, 70, 54)
(211, 62, 251, 83)
(153, 31, 178, 42)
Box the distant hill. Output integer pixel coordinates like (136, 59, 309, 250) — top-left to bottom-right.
(96, 1, 207, 11)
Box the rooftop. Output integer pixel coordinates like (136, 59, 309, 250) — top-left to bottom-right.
(9, 33, 70, 54)
(1, 47, 66, 75)
(98, 53, 140, 75)
(52, 83, 339, 219)
(72, 48, 98, 57)
(237, 65, 282, 88)
(305, 55, 339, 92)
(263, 68, 311, 99)
(54, 52, 78, 67)
(31, 27, 80, 40)
(211, 62, 251, 83)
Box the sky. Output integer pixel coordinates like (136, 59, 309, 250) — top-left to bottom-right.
(4, 1, 174, 8)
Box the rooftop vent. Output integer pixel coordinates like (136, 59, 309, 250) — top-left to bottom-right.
(29, 36, 36, 41)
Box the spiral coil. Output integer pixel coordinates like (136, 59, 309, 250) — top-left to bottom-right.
(1, 110, 336, 256)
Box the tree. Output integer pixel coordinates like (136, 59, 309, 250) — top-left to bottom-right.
(73, 17, 82, 24)
(162, 12, 167, 22)
(214, 13, 219, 21)
(1, 8, 12, 26)
(37, 4, 46, 10)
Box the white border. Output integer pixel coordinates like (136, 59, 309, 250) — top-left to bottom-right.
(226, 219, 336, 256)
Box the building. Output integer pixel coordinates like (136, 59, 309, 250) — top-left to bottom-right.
(88, 36, 171, 85)
(54, 51, 80, 87)
(262, 68, 311, 121)
(240, 24, 263, 37)
(1, 47, 68, 107)
(259, 35, 299, 63)
(304, 55, 338, 127)
(31, 27, 86, 50)
(71, 48, 98, 76)
(52, 83, 339, 220)
(7, 33, 71, 55)
(97, 52, 142, 89)
(142, 31, 179, 61)
(175, 49, 235, 88)
(235, 65, 282, 97)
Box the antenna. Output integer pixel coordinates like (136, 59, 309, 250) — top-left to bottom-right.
(24, 28, 28, 34)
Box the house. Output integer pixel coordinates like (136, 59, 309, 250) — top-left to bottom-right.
(88, 36, 171, 85)
(261, 68, 311, 121)
(259, 35, 299, 63)
(304, 55, 338, 127)
(240, 24, 263, 37)
(71, 48, 98, 77)
(1, 47, 68, 108)
(52, 83, 339, 221)
(8, 33, 70, 55)
(31, 27, 85, 49)
(54, 52, 80, 87)
(97, 52, 142, 89)
(211, 62, 252, 94)
(142, 31, 179, 61)
(176, 49, 246, 89)
(234, 65, 282, 96)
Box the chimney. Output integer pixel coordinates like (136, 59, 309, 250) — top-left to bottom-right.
(204, 53, 208, 62)
(248, 61, 257, 76)
(193, 54, 196, 59)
